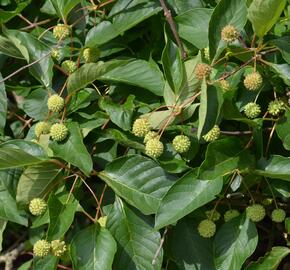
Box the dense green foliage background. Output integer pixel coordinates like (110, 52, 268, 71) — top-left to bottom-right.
(0, 0, 290, 269)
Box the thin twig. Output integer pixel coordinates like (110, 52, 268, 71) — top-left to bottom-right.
(152, 227, 168, 265)
(159, 0, 187, 59)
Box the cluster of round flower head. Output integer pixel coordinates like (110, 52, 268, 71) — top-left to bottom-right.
(83, 47, 100, 63)
(268, 100, 285, 116)
(203, 125, 220, 142)
(244, 72, 263, 91)
(33, 239, 67, 257)
(51, 49, 61, 62)
(61, 60, 77, 74)
(271, 208, 286, 223)
(198, 219, 216, 238)
(219, 79, 230, 91)
(172, 135, 191, 153)
(53, 24, 71, 40)
(224, 209, 240, 222)
(194, 63, 212, 80)
(246, 204, 266, 222)
(221, 25, 239, 43)
(34, 94, 68, 142)
(244, 102, 261, 119)
(29, 198, 47, 216)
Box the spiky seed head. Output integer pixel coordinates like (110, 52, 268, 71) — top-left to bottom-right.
(194, 63, 212, 80)
(144, 131, 158, 144)
(244, 72, 263, 91)
(221, 25, 239, 43)
(203, 125, 220, 142)
(224, 209, 240, 222)
(50, 123, 68, 142)
(51, 49, 61, 62)
(29, 198, 47, 216)
(145, 138, 164, 158)
(47, 95, 65, 112)
(51, 240, 67, 257)
(98, 216, 107, 227)
(220, 79, 230, 91)
(33, 240, 51, 257)
(244, 102, 261, 119)
(172, 135, 191, 153)
(268, 100, 285, 116)
(34, 122, 51, 137)
(82, 47, 100, 63)
(204, 47, 210, 61)
(246, 204, 266, 222)
(132, 118, 151, 137)
(53, 24, 71, 40)
(205, 209, 221, 222)
(198, 219, 216, 238)
(271, 208, 286, 223)
(61, 60, 77, 74)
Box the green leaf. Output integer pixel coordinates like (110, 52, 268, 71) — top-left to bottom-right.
(175, 8, 213, 49)
(0, 148, 44, 170)
(47, 193, 78, 240)
(270, 63, 290, 86)
(248, 0, 286, 38)
(49, 0, 81, 21)
(0, 36, 24, 59)
(107, 198, 163, 270)
(70, 224, 117, 270)
(276, 112, 290, 150)
(245, 246, 290, 270)
(49, 122, 93, 176)
(209, 0, 247, 60)
(85, 1, 161, 47)
(0, 74, 7, 135)
(197, 81, 224, 139)
(255, 155, 290, 181)
(155, 171, 223, 229)
(98, 155, 176, 215)
(161, 38, 184, 94)
(5, 30, 53, 87)
(67, 60, 164, 96)
(16, 162, 62, 205)
(33, 254, 58, 270)
(198, 138, 254, 180)
(0, 182, 27, 225)
(214, 215, 258, 270)
(171, 218, 215, 270)
(0, 1, 31, 23)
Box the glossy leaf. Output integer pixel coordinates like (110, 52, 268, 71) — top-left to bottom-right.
(0, 74, 7, 135)
(271, 63, 290, 86)
(214, 215, 258, 270)
(98, 155, 176, 215)
(49, 122, 93, 176)
(70, 224, 117, 270)
(155, 171, 223, 229)
(248, 0, 286, 38)
(49, 0, 81, 20)
(107, 198, 162, 270)
(0, 1, 31, 23)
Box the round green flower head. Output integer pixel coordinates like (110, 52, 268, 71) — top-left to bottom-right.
(98, 216, 107, 227)
(268, 100, 285, 116)
(221, 25, 239, 43)
(172, 135, 191, 153)
(261, 198, 273, 206)
(83, 47, 100, 63)
(47, 94, 65, 112)
(145, 138, 164, 158)
(244, 72, 263, 91)
(271, 208, 286, 223)
(203, 125, 220, 142)
(51, 49, 61, 62)
(194, 63, 212, 80)
(61, 60, 77, 74)
(204, 47, 210, 61)
(224, 209, 240, 222)
(33, 240, 51, 257)
(53, 24, 71, 40)
(51, 240, 67, 257)
(244, 102, 261, 119)
(50, 123, 68, 142)
(246, 204, 266, 222)
(144, 131, 158, 144)
(29, 198, 47, 216)
(132, 118, 151, 137)
(220, 79, 230, 91)
(34, 121, 51, 137)
(198, 219, 216, 238)
(205, 209, 221, 222)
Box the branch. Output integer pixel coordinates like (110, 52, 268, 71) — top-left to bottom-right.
(159, 0, 187, 60)
(0, 243, 24, 270)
